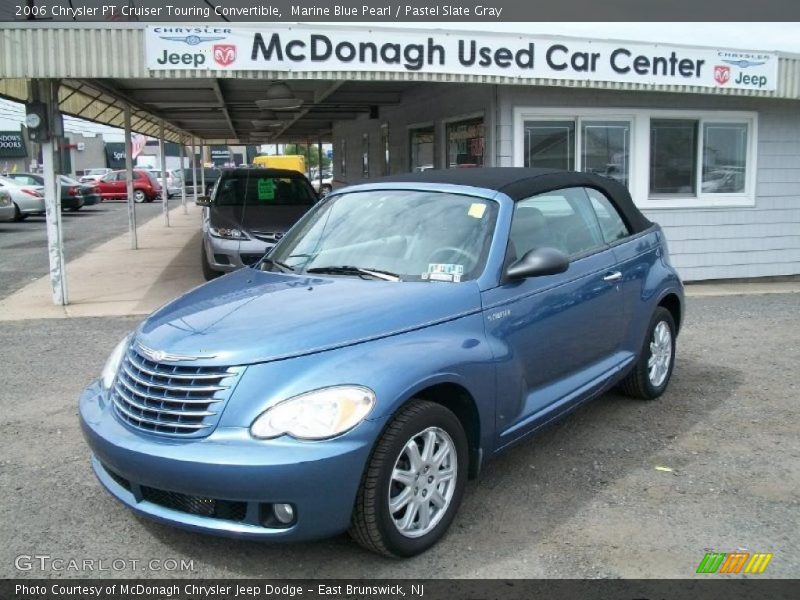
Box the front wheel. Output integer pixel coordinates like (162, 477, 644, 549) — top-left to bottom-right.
(320, 184, 332, 198)
(619, 306, 676, 400)
(349, 400, 468, 557)
(132, 190, 146, 203)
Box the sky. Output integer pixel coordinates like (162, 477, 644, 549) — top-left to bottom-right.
(1, 22, 797, 135)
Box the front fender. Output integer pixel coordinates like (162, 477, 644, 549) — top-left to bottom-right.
(217, 313, 496, 447)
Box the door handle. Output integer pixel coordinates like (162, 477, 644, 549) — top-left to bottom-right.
(603, 271, 623, 282)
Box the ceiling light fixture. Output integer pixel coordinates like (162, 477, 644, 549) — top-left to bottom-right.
(255, 82, 304, 110)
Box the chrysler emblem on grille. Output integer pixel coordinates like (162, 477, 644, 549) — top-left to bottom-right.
(137, 342, 215, 362)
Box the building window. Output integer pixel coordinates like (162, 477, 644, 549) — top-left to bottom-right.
(410, 126, 434, 172)
(524, 121, 574, 170)
(649, 119, 698, 195)
(702, 123, 748, 193)
(381, 124, 390, 176)
(446, 118, 485, 167)
(361, 133, 369, 178)
(524, 119, 630, 186)
(340, 139, 346, 178)
(650, 119, 750, 197)
(515, 108, 756, 208)
(582, 121, 630, 187)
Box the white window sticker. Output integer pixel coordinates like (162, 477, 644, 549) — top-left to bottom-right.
(424, 263, 464, 282)
(468, 202, 487, 219)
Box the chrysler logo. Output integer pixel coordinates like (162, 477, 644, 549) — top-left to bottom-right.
(137, 342, 215, 362)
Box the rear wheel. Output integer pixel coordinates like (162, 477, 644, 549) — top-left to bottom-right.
(349, 400, 468, 557)
(12, 203, 27, 221)
(320, 184, 332, 197)
(201, 240, 221, 281)
(133, 190, 146, 203)
(619, 307, 676, 400)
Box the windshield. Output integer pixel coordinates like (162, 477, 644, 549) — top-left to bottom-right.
(263, 190, 498, 282)
(213, 173, 316, 207)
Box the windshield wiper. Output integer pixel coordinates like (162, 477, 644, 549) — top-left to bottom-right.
(259, 257, 294, 272)
(306, 265, 401, 282)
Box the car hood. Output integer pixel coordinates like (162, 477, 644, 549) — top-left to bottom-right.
(210, 204, 311, 233)
(137, 268, 481, 366)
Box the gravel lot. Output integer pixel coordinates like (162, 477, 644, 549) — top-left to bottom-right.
(0, 202, 165, 298)
(0, 294, 797, 578)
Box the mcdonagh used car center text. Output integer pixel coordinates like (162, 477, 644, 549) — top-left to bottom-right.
(0, 23, 798, 281)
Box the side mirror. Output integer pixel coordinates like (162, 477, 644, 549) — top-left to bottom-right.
(195, 195, 211, 207)
(505, 247, 569, 280)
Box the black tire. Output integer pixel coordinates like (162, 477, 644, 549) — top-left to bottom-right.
(349, 399, 468, 558)
(133, 190, 146, 204)
(619, 306, 676, 400)
(70, 206, 81, 212)
(201, 240, 221, 281)
(12, 203, 27, 221)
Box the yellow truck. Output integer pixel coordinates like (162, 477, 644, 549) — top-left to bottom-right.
(252, 154, 306, 174)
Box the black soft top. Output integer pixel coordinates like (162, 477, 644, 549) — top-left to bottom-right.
(370, 167, 652, 234)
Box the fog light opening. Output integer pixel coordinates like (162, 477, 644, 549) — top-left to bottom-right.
(273, 503, 295, 524)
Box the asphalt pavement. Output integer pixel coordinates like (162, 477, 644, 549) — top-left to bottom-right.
(0, 293, 797, 578)
(0, 201, 165, 299)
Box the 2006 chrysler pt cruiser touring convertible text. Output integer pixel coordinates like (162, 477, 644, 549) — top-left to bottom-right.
(80, 168, 683, 557)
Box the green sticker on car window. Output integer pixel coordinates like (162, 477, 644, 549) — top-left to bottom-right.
(257, 178, 275, 201)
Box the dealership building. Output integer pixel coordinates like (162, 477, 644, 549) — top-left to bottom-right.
(0, 23, 798, 281)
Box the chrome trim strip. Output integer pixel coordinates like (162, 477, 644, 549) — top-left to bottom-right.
(114, 385, 217, 418)
(116, 374, 224, 404)
(136, 341, 218, 362)
(112, 399, 210, 430)
(127, 350, 236, 380)
(120, 362, 226, 392)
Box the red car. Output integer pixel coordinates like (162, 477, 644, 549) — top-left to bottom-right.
(94, 169, 162, 203)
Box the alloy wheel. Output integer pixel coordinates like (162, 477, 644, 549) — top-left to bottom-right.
(388, 426, 457, 538)
(648, 320, 672, 388)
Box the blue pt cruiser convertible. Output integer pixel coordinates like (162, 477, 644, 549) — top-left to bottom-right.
(80, 168, 684, 557)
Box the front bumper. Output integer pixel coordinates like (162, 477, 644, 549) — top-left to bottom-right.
(79, 380, 381, 541)
(204, 234, 274, 272)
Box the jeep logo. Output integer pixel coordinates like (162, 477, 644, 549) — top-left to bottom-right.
(155, 50, 206, 68)
(734, 72, 769, 88)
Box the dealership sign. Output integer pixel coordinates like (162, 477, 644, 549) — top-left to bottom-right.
(0, 131, 28, 158)
(145, 26, 778, 91)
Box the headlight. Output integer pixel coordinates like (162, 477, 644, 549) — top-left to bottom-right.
(101, 334, 131, 389)
(250, 386, 376, 440)
(209, 225, 248, 240)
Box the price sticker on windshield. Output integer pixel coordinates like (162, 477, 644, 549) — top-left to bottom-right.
(423, 263, 464, 282)
(468, 202, 487, 219)
(257, 178, 275, 201)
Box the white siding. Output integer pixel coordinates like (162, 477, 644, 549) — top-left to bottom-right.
(496, 86, 800, 281)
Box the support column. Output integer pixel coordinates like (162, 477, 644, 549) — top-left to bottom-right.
(159, 121, 169, 227)
(124, 103, 137, 250)
(179, 139, 187, 214)
(191, 137, 198, 203)
(200, 144, 206, 195)
(318, 138, 323, 190)
(34, 79, 68, 306)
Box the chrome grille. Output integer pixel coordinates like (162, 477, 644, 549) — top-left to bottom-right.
(112, 345, 242, 437)
(250, 230, 284, 244)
